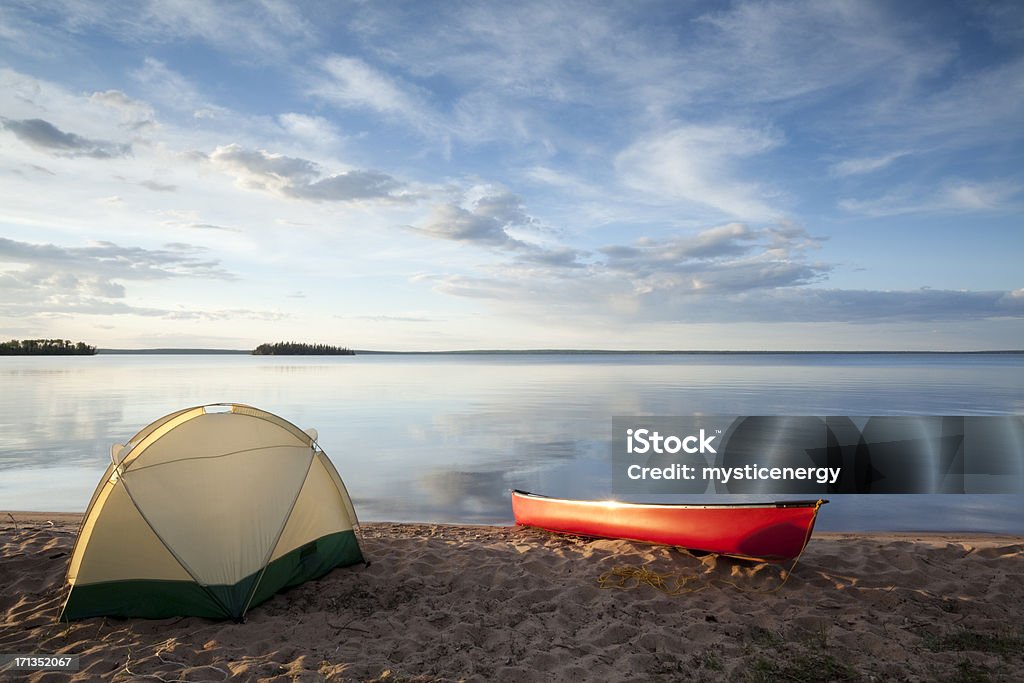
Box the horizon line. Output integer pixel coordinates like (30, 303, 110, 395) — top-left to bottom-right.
(91, 348, 1024, 355)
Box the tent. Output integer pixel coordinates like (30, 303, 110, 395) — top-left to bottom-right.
(60, 403, 363, 621)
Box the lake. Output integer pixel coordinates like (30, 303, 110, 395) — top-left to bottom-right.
(1, 353, 1022, 532)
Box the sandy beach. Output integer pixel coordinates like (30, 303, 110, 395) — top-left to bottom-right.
(1, 513, 1022, 682)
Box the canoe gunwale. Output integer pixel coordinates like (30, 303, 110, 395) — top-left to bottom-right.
(510, 489, 829, 510)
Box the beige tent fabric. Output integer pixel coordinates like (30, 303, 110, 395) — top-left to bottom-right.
(117, 406, 205, 465)
(318, 448, 360, 528)
(229, 405, 312, 445)
(80, 461, 116, 528)
(121, 412, 305, 471)
(123, 446, 313, 585)
(71, 479, 192, 585)
(271, 452, 354, 561)
(67, 403, 359, 590)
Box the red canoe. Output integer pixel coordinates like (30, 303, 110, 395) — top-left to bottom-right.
(511, 490, 827, 561)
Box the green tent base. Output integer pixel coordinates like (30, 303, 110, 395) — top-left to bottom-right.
(61, 530, 363, 621)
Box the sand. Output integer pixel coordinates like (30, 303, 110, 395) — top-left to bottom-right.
(1, 512, 1022, 682)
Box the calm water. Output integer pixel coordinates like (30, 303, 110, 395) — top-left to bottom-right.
(1, 353, 1022, 532)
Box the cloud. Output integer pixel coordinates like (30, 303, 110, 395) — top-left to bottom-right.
(0, 69, 161, 155)
(311, 55, 436, 134)
(525, 166, 601, 197)
(209, 143, 407, 202)
(723, 288, 1024, 323)
(418, 191, 537, 247)
(131, 58, 197, 107)
(0, 237, 234, 283)
(692, 1, 950, 105)
(340, 5, 679, 146)
(431, 272, 1024, 325)
(157, 210, 239, 233)
(277, 113, 341, 146)
(342, 1, 956, 143)
(420, 221, 831, 318)
(419, 203, 517, 246)
(422, 221, 1021, 324)
(139, 179, 177, 192)
(840, 179, 1022, 216)
(352, 314, 438, 323)
(599, 224, 825, 289)
(978, 1, 1024, 47)
(139, 0, 315, 58)
(595, 224, 828, 295)
(88, 89, 139, 109)
(177, 223, 238, 232)
(315, 55, 415, 113)
(160, 308, 287, 321)
(513, 246, 588, 269)
(88, 89, 155, 128)
(298, 171, 403, 202)
(415, 191, 587, 268)
(130, 58, 231, 121)
(601, 223, 758, 265)
(0, 238, 234, 311)
(0, 237, 250, 319)
(309, 52, 541, 148)
(880, 56, 1024, 147)
(944, 182, 1020, 210)
(0, 292, 287, 322)
(0, 117, 130, 158)
(5, 1, 315, 62)
(830, 151, 910, 177)
(615, 124, 783, 220)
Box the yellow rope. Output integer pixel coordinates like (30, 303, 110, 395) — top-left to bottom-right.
(597, 563, 711, 595)
(597, 499, 824, 595)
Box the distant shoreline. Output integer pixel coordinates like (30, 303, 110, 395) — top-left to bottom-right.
(97, 348, 251, 354)
(90, 348, 1024, 355)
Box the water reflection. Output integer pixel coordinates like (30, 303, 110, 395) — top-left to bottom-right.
(1, 354, 1022, 530)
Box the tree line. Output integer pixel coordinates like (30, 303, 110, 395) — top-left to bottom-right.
(252, 342, 355, 355)
(1, 339, 97, 355)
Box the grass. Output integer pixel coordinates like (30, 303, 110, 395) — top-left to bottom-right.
(747, 652, 859, 683)
(746, 625, 784, 647)
(741, 622, 858, 682)
(695, 650, 724, 672)
(916, 627, 1023, 682)
(920, 628, 1024, 656)
(949, 658, 992, 683)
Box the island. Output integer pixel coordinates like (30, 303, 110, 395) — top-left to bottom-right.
(252, 342, 355, 356)
(1, 339, 97, 355)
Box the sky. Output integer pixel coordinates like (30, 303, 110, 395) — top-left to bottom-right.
(0, 0, 1022, 351)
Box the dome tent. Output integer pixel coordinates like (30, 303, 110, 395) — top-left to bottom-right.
(60, 403, 363, 621)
